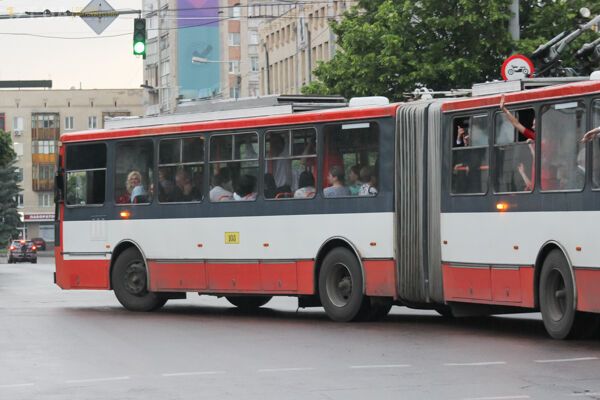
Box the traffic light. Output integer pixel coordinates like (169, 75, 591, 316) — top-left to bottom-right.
(133, 18, 146, 58)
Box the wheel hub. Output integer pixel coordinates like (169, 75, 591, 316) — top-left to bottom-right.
(326, 263, 353, 308)
(123, 262, 147, 296)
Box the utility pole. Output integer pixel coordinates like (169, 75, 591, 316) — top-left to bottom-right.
(509, 0, 520, 41)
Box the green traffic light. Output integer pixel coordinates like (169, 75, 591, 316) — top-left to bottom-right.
(134, 41, 146, 55)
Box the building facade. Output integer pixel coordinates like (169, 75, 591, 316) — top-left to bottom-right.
(0, 88, 143, 243)
(259, 1, 355, 95)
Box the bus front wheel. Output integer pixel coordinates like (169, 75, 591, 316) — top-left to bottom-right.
(111, 247, 167, 312)
(539, 249, 596, 339)
(319, 248, 369, 322)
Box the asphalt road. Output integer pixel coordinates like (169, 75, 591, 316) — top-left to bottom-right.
(1, 258, 600, 400)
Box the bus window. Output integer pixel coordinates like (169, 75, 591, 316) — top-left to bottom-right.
(209, 132, 258, 202)
(493, 108, 535, 193)
(540, 102, 586, 191)
(591, 100, 600, 190)
(264, 127, 316, 199)
(451, 115, 489, 195)
(158, 136, 204, 203)
(115, 140, 154, 204)
(323, 122, 379, 198)
(65, 143, 106, 206)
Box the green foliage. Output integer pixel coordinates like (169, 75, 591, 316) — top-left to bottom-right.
(305, 0, 600, 100)
(0, 131, 21, 246)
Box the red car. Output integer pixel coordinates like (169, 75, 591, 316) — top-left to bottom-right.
(31, 237, 47, 251)
(7, 240, 37, 264)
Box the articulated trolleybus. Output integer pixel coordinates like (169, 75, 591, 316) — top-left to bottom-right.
(55, 76, 600, 339)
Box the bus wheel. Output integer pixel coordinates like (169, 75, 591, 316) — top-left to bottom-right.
(112, 247, 167, 312)
(319, 247, 369, 322)
(539, 249, 589, 339)
(226, 296, 272, 310)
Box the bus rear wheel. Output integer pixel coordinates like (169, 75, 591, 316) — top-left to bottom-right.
(226, 296, 272, 310)
(111, 247, 167, 312)
(539, 249, 594, 339)
(319, 248, 369, 322)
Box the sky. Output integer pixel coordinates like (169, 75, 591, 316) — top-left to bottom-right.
(0, 0, 143, 89)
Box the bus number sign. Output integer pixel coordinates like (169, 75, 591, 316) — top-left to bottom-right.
(225, 232, 240, 244)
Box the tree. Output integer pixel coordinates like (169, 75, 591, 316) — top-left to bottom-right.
(0, 131, 21, 246)
(303, 0, 600, 99)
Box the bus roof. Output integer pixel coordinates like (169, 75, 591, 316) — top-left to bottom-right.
(442, 79, 600, 113)
(60, 103, 401, 143)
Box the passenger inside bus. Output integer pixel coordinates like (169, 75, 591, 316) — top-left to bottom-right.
(116, 170, 148, 204)
(500, 94, 536, 140)
(324, 165, 351, 197)
(210, 167, 233, 202)
(452, 117, 488, 194)
(264, 173, 277, 199)
(268, 133, 292, 189)
(294, 171, 316, 198)
(233, 174, 257, 201)
(347, 165, 362, 195)
(174, 168, 202, 202)
(358, 165, 378, 196)
(454, 121, 469, 147)
(158, 168, 177, 202)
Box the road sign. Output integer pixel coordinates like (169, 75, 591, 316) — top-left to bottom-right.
(80, 0, 117, 35)
(501, 54, 535, 81)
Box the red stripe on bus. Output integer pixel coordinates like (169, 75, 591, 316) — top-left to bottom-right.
(441, 81, 600, 113)
(442, 264, 534, 307)
(55, 259, 110, 290)
(60, 105, 400, 143)
(364, 260, 397, 298)
(575, 269, 600, 313)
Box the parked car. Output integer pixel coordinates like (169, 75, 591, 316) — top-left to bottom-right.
(31, 237, 46, 251)
(7, 240, 37, 264)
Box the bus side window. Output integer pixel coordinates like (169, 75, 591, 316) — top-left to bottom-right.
(209, 132, 258, 202)
(65, 143, 107, 206)
(451, 115, 489, 195)
(591, 99, 600, 190)
(158, 136, 204, 203)
(264, 127, 317, 200)
(114, 140, 154, 205)
(540, 102, 586, 191)
(323, 122, 379, 198)
(493, 108, 535, 193)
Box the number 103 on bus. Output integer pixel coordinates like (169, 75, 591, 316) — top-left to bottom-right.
(225, 232, 240, 244)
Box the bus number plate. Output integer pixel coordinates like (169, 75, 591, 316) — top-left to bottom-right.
(225, 232, 240, 244)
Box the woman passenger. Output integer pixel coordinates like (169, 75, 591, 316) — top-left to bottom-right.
(324, 165, 350, 198)
(294, 171, 316, 198)
(116, 170, 146, 204)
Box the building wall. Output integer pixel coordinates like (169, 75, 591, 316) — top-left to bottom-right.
(259, 1, 355, 95)
(0, 89, 144, 243)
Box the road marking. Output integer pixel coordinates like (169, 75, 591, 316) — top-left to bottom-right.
(257, 367, 314, 373)
(444, 361, 507, 367)
(162, 371, 226, 377)
(65, 376, 130, 384)
(463, 396, 530, 400)
(571, 393, 600, 397)
(534, 357, 598, 364)
(350, 364, 411, 369)
(0, 383, 35, 389)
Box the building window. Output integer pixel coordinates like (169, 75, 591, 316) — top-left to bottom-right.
(250, 56, 259, 72)
(65, 116, 74, 130)
(32, 140, 57, 155)
(16, 168, 23, 182)
(12, 116, 24, 135)
(229, 86, 240, 99)
(0, 113, 5, 131)
(228, 61, 240, 74)
(228, 32, 241, 46)
(230, 3, 241, 19)
(249, 30, 259, 45)
(88, 116, 97, 129)
(15, 193, 23, 208)
(38, 192, 52, 208)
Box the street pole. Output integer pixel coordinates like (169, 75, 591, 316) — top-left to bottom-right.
(509, 0, 520, 41)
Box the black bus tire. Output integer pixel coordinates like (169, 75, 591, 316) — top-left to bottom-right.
(319, 247, 369, 322)
(539, 249, 590, 339)
(226, 295, 272, 309)
(111, 247, 167, 312)
(367, 297, 393, 321)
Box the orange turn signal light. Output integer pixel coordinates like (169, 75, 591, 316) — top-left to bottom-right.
(496, 202, 509, 212)
(119, 210, 131, 219)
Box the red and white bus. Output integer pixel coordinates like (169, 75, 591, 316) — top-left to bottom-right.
(55, 77, 600, 339)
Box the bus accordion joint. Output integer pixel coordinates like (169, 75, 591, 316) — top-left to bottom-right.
(496, 202, 509, 212)
(119, 210, 131, 219)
